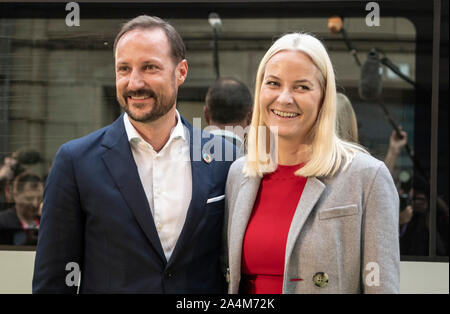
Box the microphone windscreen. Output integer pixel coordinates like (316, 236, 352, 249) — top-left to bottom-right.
(208, 13, 222, 29)
(209, 12, 219, 19)
(358, 49, 382, 100)
(328, 16, 343, 33)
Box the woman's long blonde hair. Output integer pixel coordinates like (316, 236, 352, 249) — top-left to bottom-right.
(244, 33, 367, 178)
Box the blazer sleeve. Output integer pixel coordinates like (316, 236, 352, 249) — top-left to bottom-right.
(361, 163, 400, 293)
(221, 159, 242, 285)
(221, 181, 230, 281)
(32, 144, 84, 293)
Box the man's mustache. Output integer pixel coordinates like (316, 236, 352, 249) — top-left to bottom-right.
(123, 88, 157, 99)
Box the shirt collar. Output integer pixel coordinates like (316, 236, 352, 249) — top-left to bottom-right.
(123, 110, 186, 147)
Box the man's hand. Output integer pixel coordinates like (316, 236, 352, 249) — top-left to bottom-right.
(389, 128, 408, 155)
(399, 205, 413, 225)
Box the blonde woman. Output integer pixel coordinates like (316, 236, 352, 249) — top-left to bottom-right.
(336, 92, 359, 143)
(225, 33, 399, 294)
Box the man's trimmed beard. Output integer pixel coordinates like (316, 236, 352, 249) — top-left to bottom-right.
(117, 81, 177, 123)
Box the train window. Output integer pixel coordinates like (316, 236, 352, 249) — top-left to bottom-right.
(0, 1, 447, 262)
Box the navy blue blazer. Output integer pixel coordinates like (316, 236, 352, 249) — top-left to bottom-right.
(32, 114, 237, 293)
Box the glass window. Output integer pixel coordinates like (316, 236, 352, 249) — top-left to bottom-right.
(0, 1, 447, 261)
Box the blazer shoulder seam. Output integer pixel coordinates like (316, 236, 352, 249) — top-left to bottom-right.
(362, 162, 385, 212)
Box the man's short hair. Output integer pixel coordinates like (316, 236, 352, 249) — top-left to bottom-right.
(206, 78, 253, 124)
(13, 172, 42, 194)
(113, 15, 186, 64)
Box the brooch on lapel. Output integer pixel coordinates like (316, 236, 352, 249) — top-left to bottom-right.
(203, 153, 212, 164)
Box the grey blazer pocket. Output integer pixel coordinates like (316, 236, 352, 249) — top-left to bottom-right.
(318, 204, 359, 220)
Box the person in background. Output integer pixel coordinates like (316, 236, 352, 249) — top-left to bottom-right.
(225, 32, 400, 294)
(0, 172, 43, 245)
(384, 127, 449, 255)
(335, 92, 359, 143)
(400, 186, 449, 256)
(382, 129, 416, 238)
(0, 149, 43, 212)
(204, 77, 253, 154)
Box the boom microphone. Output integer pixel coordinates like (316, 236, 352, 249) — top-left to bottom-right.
(359, 49, 406, 142)
(328, 15, 361, 66)
(359, 49, 382, 100)
(208, 12, 222, 78)
(208, 12, 222, 30)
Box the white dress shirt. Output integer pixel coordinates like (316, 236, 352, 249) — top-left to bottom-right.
(123, 111, 192, 261)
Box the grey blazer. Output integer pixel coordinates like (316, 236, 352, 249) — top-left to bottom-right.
(224, 152, 400, 294)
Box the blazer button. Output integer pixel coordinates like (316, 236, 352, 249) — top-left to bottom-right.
(313, 272, 328, 288)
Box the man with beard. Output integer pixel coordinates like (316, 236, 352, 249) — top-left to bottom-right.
(33, 16, 237, 293)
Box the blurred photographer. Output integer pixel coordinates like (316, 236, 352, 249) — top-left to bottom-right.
(385, 127, 449, 255)
(399, 183, 449, 256)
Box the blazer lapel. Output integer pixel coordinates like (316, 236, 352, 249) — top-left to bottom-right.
(283, 177, 325, 274)
(101, 114, 166, 264)
(166, 118, 212, 267)
(229, 174, 262, 291)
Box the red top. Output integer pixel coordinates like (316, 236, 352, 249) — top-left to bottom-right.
(241, 163, 307, 294)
